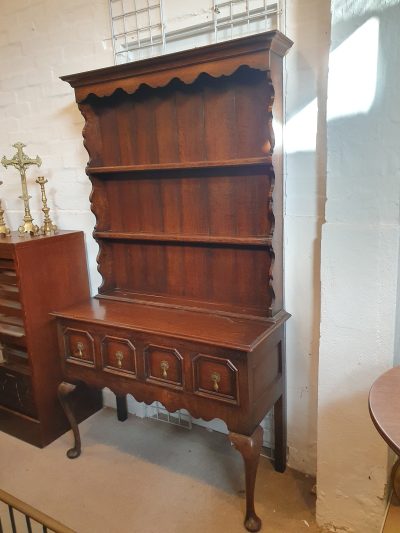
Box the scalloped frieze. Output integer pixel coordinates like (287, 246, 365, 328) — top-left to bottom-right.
(75, 62, 267, 103)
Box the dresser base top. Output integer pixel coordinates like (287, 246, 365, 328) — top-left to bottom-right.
(53, 298, 289, 352)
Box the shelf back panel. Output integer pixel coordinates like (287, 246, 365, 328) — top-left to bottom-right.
(92, 166, 273, 238)
(85, 67, 272, 168)
(99, 241, 273, 316)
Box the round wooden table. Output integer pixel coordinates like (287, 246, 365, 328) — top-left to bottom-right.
(369, 366, 400, 497)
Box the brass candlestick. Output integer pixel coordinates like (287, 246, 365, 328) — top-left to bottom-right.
(36, 176, 57, 235)
(0, 181, 10, 237)
(1, 142, 41, 236)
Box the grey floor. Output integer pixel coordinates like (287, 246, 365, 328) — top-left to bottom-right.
(0, 408, 320, 532)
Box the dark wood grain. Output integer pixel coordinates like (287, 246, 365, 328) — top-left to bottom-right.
(0, 232, 102, 447)
(229, 426, 264, 532)
(57, 31, 292, 532)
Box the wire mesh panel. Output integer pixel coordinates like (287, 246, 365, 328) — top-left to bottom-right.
(145, 401, 193, 429)
(109, 0, 165, 64)
(109, 0, 282, 64)
(213, 0, 281, 42)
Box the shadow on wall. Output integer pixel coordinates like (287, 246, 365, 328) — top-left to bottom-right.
(315, 1, 400, 531)
(284, 0, 331, 475)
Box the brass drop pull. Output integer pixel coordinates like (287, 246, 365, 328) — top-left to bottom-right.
(115, 351, 124, 368)
(160, 360, 169, 379)
(211, 371, 221, 392)
(75, 342, 84, 358)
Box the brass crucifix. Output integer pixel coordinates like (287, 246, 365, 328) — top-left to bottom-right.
(1, 142, 41, 236)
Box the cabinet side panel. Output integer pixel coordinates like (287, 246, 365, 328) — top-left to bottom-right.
(16, 232, 101, 444)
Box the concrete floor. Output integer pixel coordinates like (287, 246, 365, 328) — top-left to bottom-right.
(0, 408, 320, 533)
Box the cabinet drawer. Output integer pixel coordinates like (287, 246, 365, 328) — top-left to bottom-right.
(0, 366, 36, 417)
(101, 335, 137, 377)
(144, 344, 184, 389)
(192, 354, 239, 405)
(63, 327, 95, 367)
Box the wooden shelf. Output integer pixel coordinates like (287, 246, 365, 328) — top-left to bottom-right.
(87, 157, 272, 175)
(0, 360, 30, 376)
(94, 232, 272, 247)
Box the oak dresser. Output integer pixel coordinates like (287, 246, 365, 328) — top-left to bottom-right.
(54, 31, 292, 532)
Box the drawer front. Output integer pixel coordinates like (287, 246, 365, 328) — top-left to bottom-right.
(192, 353, 239, 405)
(144, 344, 184, 389)
(101, 335, 137, 377)
(63, 327, 95, 367)
(0, 366, 36, 417)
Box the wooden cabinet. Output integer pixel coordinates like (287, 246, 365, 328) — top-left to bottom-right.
(55, 31, 292, 531)
(0, 232, 102, 447)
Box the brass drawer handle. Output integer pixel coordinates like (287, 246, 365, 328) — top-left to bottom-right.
(75, 342, 84, 358)
(115, 351, 124, 368)
(211, 371, 220, 392)
(160, 360, 169, 379)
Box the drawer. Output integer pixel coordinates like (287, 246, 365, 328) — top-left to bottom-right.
(0, 366, 36, 417)
(101, 335, 137, 377)
(144, 344, 184, 389)
(63, 327, 95, 367)
(192, 353, 239, 405)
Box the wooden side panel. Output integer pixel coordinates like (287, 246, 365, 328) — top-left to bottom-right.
(14, 232, 102, 445)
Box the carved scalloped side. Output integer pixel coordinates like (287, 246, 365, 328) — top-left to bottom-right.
(262, 72, 275, 157)
(93, 240, 110, 295)
(78, 103, 109, 293)
(264, 72, 276, 314)
(266, 244, 276, 315)
(76, 63, 266, 102)
(78, 103, 96, 166)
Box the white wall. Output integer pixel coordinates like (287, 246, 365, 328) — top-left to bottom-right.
(0, 0, 113, 291)
(284, 0, 331, 475)
(317, 1, 400, 531)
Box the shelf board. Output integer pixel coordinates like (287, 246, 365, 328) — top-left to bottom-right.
(87, 157, 272, 175)
(94, 232, 272, 247)
(0, 323, 25, 338)
(0, 360, 30, 376)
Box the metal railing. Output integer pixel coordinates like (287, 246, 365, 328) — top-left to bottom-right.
(0, 489, 75, 533)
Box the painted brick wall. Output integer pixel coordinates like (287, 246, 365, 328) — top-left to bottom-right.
(0, 0, 113, 290)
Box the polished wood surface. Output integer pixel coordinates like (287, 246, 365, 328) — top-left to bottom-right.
(56, 31, 292, 531)
(54, 298, 288, 351)
(0, 232, 102, 447)
(369, 366, 400, 456)
(369, 366, 400, 499)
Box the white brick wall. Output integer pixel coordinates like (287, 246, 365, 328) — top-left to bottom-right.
(0, 0, 113, 291)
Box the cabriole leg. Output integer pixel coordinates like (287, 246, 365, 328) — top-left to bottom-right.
(229, 425, 263, 532)
(57, 381, 81, 459)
